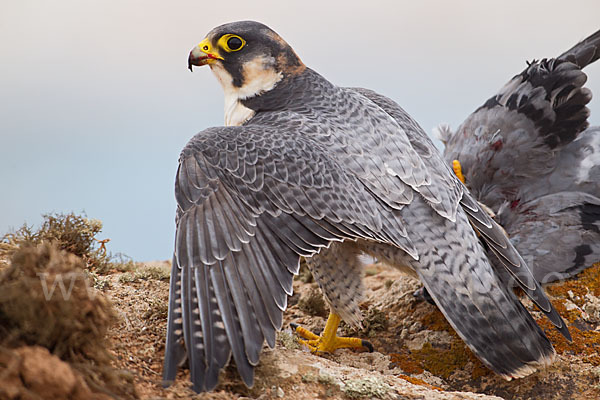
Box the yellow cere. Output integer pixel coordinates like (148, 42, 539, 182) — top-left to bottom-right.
(197, 38, 224, 60)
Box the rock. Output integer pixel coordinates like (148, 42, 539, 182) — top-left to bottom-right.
(245, 346, 502, 400)
(0, 346, 111, 400)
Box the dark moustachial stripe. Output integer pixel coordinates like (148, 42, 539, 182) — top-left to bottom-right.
(208, 21, 303, 89)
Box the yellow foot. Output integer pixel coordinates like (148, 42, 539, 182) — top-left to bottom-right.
(291, 313, 373, 353)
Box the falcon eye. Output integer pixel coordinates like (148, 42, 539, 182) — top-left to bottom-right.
(227, 37, 243, 50)
(219, 34, 246, 52)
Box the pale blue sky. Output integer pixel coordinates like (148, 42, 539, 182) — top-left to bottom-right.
(1, 0, 599, 261)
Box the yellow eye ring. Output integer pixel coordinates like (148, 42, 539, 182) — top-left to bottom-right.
(218, 34, 246, 52)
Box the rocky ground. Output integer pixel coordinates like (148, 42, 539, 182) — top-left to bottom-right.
(2, 244, 600, 399)
(104, 259, 600, 399)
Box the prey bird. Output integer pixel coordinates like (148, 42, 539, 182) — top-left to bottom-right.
(163, 21, 571, 392)
(438, 29, 600, 285)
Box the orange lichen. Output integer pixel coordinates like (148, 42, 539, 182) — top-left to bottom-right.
(536, 299, 600, 366)
(527, 263, 600, 367)
(401, 268, 600, 383)
(469, 355, 491, 380)
(411, 341, 472, 380)
(415, 307, 491, 379)
(420, 309, 456, 334)
(389, 351, 424, 375)
(397, 374, 443, 391)
(538, 318, 600, 366)
(546, 262, 600, 306)
(548, 298, 582, 324)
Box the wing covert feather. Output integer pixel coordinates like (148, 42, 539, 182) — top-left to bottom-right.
(165, 123, 419, 390)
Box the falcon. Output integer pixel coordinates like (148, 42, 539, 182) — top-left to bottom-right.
(163, 21, 571, 392)
(438, 29, 600, 285)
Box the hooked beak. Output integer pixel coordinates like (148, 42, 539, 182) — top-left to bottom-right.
(188, 38, 224, 71)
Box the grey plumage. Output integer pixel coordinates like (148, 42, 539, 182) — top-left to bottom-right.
(165, 21, 570, 392)
(439, 29, 600, 283)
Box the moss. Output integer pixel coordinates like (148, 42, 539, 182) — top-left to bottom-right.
(406, 262, 600, 382)
(364, 266, 379, 277)
(362, 308, 388, 336)
(118, 273, 136, 283)
(469, 356, 491, 379)
(387, 262, 600, 385)
(384, 279, 394, 289)
(538, 316, 600, 366)
(342, 376, 391, 399)
(298, 288, 328, 318)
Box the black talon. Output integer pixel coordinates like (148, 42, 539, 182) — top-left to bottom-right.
(290, 322, 299, 331)
(361, 339, 374, 352)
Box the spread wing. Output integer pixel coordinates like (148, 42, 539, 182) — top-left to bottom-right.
(438, 29, 600, 281)
(162, 124, 418, 392)
(353, 88, 571, 339)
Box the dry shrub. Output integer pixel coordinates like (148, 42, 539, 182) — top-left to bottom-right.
(0, 243, 137, 399)
(0, 212, 110, 271)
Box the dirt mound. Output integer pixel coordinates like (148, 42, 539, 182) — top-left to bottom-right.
(0, 346, 110, 400)
(0, 243, 136, 399)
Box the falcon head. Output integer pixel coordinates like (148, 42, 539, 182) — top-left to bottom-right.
(188, 21, 305, 101)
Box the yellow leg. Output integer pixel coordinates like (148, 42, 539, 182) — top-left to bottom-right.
(453, 159, 465, 184)
(291, 313, 373, 353)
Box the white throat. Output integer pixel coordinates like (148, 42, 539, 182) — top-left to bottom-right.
(210, 56, 283, 126)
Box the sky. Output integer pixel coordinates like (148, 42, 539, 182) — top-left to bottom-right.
(1, 0, 599, 261)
